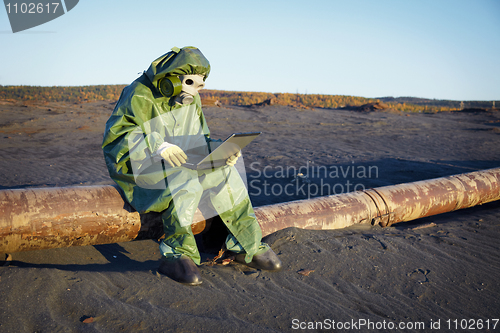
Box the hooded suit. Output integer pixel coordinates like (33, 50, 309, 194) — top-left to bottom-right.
(102, 47, 263, 264)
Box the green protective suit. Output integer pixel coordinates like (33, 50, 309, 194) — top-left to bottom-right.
(102, 47, 263, 265)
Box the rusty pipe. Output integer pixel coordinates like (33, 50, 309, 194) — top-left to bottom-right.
(257, 167, 500, 236)
(0, 185, 208, 253)
(1, 168, 499, 253)
(0, 186, 141, 253)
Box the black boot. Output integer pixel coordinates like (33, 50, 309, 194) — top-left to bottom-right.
(158, 255, 202, 286)
(234, 248, 282, 271)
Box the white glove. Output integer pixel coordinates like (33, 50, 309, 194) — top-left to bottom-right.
(226, 151, 241, 166)
(156, 142, 187, 167)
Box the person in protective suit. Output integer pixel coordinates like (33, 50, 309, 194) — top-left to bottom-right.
(102, 46, 281, 285)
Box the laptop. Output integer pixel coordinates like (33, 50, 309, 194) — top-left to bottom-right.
(183, 132, 261, 170)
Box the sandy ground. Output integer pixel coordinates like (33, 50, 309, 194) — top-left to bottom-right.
(0, 100, 500, 332)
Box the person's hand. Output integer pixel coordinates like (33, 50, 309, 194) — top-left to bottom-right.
(226, 151, 241, 166)
(159, 145, 187, 167)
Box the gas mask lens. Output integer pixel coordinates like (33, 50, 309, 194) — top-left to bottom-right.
(175, 74, 205, 105)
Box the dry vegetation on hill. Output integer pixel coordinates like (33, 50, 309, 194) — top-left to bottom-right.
(1, 85, 497, 113)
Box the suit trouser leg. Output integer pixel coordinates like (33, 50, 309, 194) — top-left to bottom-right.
(199, 166, 263, 263)
(159, 170, 203, 265)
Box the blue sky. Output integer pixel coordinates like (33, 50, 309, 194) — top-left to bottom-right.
(1, 0, 499, 101)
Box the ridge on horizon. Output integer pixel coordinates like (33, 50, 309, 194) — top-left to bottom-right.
(0, 85, 498, 112)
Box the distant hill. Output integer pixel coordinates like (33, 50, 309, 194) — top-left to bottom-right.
(200, 90, 498, 113)
(0, 85, 497, 113)
(377, 96, 497, 110)
(0, 85, 127, 104)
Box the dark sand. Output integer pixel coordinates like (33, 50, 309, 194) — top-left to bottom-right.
(1, 100, 500, 332)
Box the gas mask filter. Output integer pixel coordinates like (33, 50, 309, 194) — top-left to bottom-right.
(158, 76, 182, 98)
(158, 74, 205, 105)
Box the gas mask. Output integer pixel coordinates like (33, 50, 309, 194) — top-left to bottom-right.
(157, 74, 205, 105)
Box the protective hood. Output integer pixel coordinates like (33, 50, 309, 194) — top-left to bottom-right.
(145, 46, 211, 90)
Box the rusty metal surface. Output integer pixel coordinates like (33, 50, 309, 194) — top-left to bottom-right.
(256, 167, 500, 235)
(0, 184, 209, 253)
(255, 191, 379, 237)
(370, 168, 500, 227)
(0, 185, 141, 253)
(1, 168, 499, 253)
